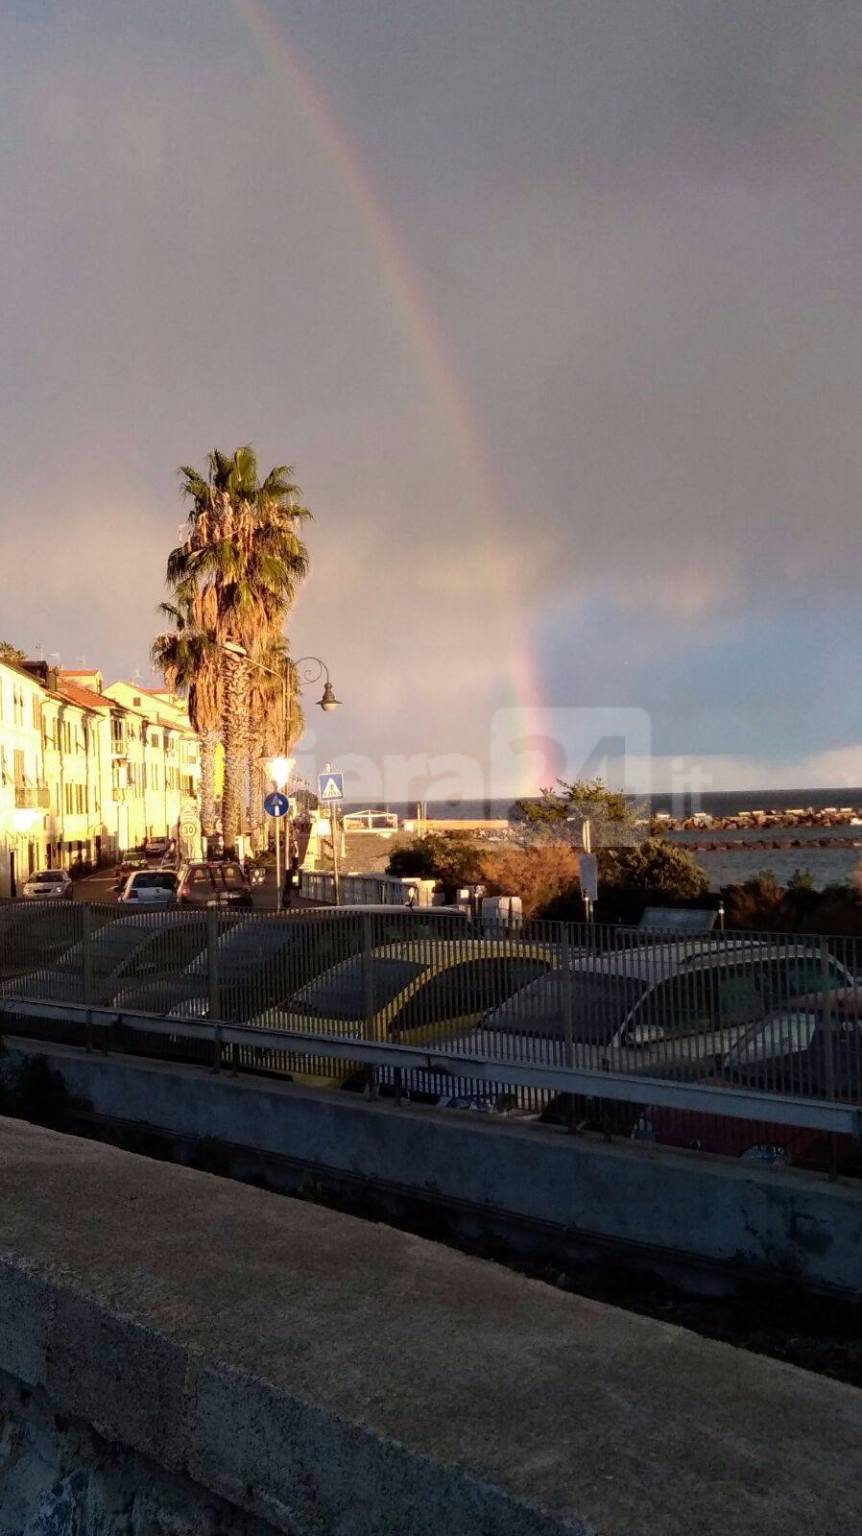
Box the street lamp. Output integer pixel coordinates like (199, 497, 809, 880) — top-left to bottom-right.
(220, 641, 340, 906)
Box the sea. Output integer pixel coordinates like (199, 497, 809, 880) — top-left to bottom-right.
(342, 789, 862, 892)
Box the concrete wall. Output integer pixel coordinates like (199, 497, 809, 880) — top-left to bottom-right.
(7, 1036, 862, 1295)
(2, 1116, 862, 1536)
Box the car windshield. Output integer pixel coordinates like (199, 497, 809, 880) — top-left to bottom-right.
(292, 956, 425, 1022)
(132, 872, 177, 890)
(31, 872, 63, 882)
(482, 970, 648, 1045)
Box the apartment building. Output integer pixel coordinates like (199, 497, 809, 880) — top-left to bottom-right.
(0, 659, 202, 897)
(103, 682, 200, 851)
(0, 656, 50, 895)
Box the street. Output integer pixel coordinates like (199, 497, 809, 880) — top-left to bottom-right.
(72, 863, 284, 912)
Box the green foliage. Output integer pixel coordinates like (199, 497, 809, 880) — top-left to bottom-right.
(387, 833, 483, 895)
(0, 641, 26, 666)
(723, 872, 862, 935)
(510, 778, 641, 846)
(600, 838, 709, 899)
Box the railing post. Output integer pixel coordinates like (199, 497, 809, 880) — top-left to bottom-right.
(820, 937, 837, 1178)
(207, 907, 220, 1070)
(82, 904, 94, 1052)
(561, 924, 577, 1134)
(362, 914, 377, 1097)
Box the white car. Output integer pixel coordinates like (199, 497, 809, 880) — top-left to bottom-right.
(21, 869, 73, 900)
(119, 869, 178, 907)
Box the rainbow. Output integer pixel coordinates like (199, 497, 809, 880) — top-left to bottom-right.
(229, 0, 543, 732)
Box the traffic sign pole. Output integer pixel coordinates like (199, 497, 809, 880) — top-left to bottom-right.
(331, 799, 340, 906)
(275, 811, 282, 910)
(319, 765, 343, 906)
(263, 791, 290, 911)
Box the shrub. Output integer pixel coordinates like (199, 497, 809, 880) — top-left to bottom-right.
(478, 845, 584, 921)
(599, 839, 709, 900)
(387, 834, 484, 896)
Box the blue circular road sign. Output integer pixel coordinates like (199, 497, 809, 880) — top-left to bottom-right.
(264, 791, 290, 819)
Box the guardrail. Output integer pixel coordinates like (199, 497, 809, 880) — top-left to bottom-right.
(2, 994, 860, 1142)
(0, 900, 860, 1170)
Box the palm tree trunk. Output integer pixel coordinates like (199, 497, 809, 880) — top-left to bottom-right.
(199, 728, 219, 837)
(222, 658, 248, 855)
(248, 729, 267, 851)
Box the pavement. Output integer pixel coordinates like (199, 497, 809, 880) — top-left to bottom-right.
(1, 1115, 862, 1535)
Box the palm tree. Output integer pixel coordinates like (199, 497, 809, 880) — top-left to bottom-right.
(245, 639, 305, 849)
(151, 601, 223, 837)
(166, 446, 310, 854)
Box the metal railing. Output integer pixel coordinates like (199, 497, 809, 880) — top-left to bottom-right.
(0, 903, 860, 1171)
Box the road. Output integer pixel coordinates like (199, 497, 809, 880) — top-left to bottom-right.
(72, 863, 285, 912)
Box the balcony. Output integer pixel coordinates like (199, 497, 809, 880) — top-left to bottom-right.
(14, 784, 50, 810)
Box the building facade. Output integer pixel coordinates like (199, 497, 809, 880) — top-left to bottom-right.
(0, 660, 201, 897)
(0, 658, 51, 895)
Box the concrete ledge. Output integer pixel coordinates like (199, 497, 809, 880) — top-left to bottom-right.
(1, 1117, 862, 1534)
(7, 1037, 862, 1295)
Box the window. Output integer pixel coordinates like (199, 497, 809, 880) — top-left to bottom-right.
(64, 784, 86, 816)
(627, 972, 720, 1041)
(111, 717, 126, 751)
(151, 764, 159, 792)
(13, 749, 25, 788)
(295, 956, 425, 1024)
(12, 686, 26, 727)
(394, 957, 556, 1038)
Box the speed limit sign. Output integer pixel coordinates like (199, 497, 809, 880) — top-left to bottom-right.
(181, 820, 197, 839)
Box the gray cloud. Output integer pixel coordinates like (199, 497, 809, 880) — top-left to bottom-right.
(0, 0, 860, 786)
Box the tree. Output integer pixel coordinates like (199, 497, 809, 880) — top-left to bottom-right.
(151, 600, 222, 836)
(166, 447, 310, 853)
(387, 833, 484, 895)
(246, 637, 303, 850)
(510, 778, 642, 847)
(478, 844, 584, 920)
(0, 642, 26, 667)
(600, 839, 709, 899)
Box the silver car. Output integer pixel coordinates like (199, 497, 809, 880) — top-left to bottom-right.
(119, 869, 178, 907)
(21, 869, 73, 900)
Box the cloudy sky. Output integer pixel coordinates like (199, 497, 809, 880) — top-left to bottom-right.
(1, 0, 860, 798)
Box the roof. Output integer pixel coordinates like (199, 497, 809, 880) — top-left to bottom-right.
(0, 655, 46, 688)
(57, 680, 113, 712)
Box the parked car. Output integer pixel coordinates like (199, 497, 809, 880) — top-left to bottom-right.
(118, 869, 179, 907)
(20, 869, 73, 901)
(461, 939, 855, 1124)
(631, 988, 862, 1175)
(144, 837, 172, 861)
(250, 939, 558, 1089)
(176, 861, 253, 909)
(112, 906, 471, 1022)
(113, 853, 148, 890)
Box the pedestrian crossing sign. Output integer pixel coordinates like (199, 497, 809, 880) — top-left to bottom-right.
(317, 771, 344, 802)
